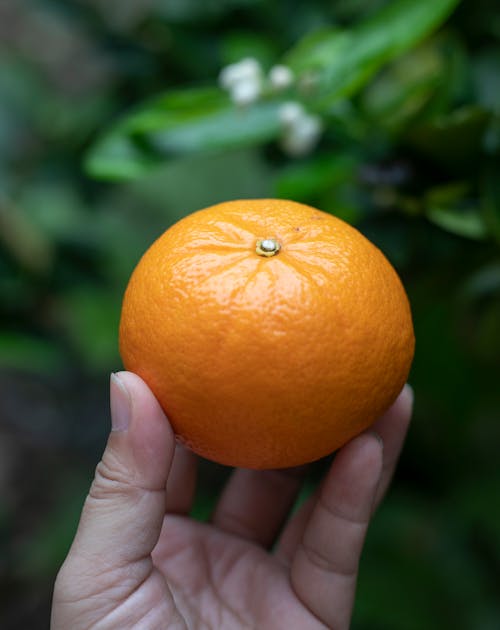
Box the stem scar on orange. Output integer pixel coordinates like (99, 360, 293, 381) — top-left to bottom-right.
(119, 199, 415, 469)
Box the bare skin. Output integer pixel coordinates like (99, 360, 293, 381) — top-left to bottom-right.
(51, 372, 413, 630)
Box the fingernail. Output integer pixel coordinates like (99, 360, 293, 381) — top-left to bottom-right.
(110, 372, 131, 432)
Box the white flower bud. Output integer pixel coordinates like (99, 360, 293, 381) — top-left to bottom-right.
(269, 64, 294, 90)
(219, 57, 263, 105)
(230, 78, 262, 106)
(236, 57, 262, 79)
(219, 65, 238, 89)
(279, 101, 305, 126)
(281, 113, 323, 157)
(219, 57, 262, 89)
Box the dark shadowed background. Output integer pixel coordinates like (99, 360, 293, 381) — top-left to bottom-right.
(1, 1, 499, 628)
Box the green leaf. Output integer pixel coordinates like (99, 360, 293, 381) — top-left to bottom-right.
(425, 181, 488, 240)
(84, 134, 159, 181)
(286, 0, 461, 107)
(362, 42, 445, 130)
(426, 206, 488, 240)
(150, 99, 282, 152)
(85, 88, 283, 180)
(275, 153, 357, 201)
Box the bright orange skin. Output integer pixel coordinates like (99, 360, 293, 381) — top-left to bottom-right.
(119, 199, 415, 469)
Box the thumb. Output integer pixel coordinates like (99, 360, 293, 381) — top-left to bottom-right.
(69, 371, 175, 567)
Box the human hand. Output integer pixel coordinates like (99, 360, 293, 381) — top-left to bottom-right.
(51, 372, 413, 630)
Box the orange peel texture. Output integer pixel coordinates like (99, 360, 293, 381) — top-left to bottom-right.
(119, 199, 415, 469)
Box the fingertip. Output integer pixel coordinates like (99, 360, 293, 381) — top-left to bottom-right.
(113, 370, 173, 431)
(335, 430, 384, 480)
(401, 382, 414, 408)
(320, 431, 384, 530)
(354, 428, 384, 452)
(111, 370, 176, 484)
(368, 429, 384, 453)
(360, 430, 384, 474)
(112, 370, 159, 407)
(390, 382, 414, 422)
(110, 372, 132, 432)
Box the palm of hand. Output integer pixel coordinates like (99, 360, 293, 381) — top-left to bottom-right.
(150, 515, 325, 629)
(51, 373, 412, 630)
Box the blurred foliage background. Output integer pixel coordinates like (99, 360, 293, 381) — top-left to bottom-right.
(1, 0, 499, 628)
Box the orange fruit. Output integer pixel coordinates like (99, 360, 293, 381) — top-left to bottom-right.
(119, 199, 414, 469)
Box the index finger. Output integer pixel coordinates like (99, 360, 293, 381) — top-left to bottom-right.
(371, 383, 413, 509)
